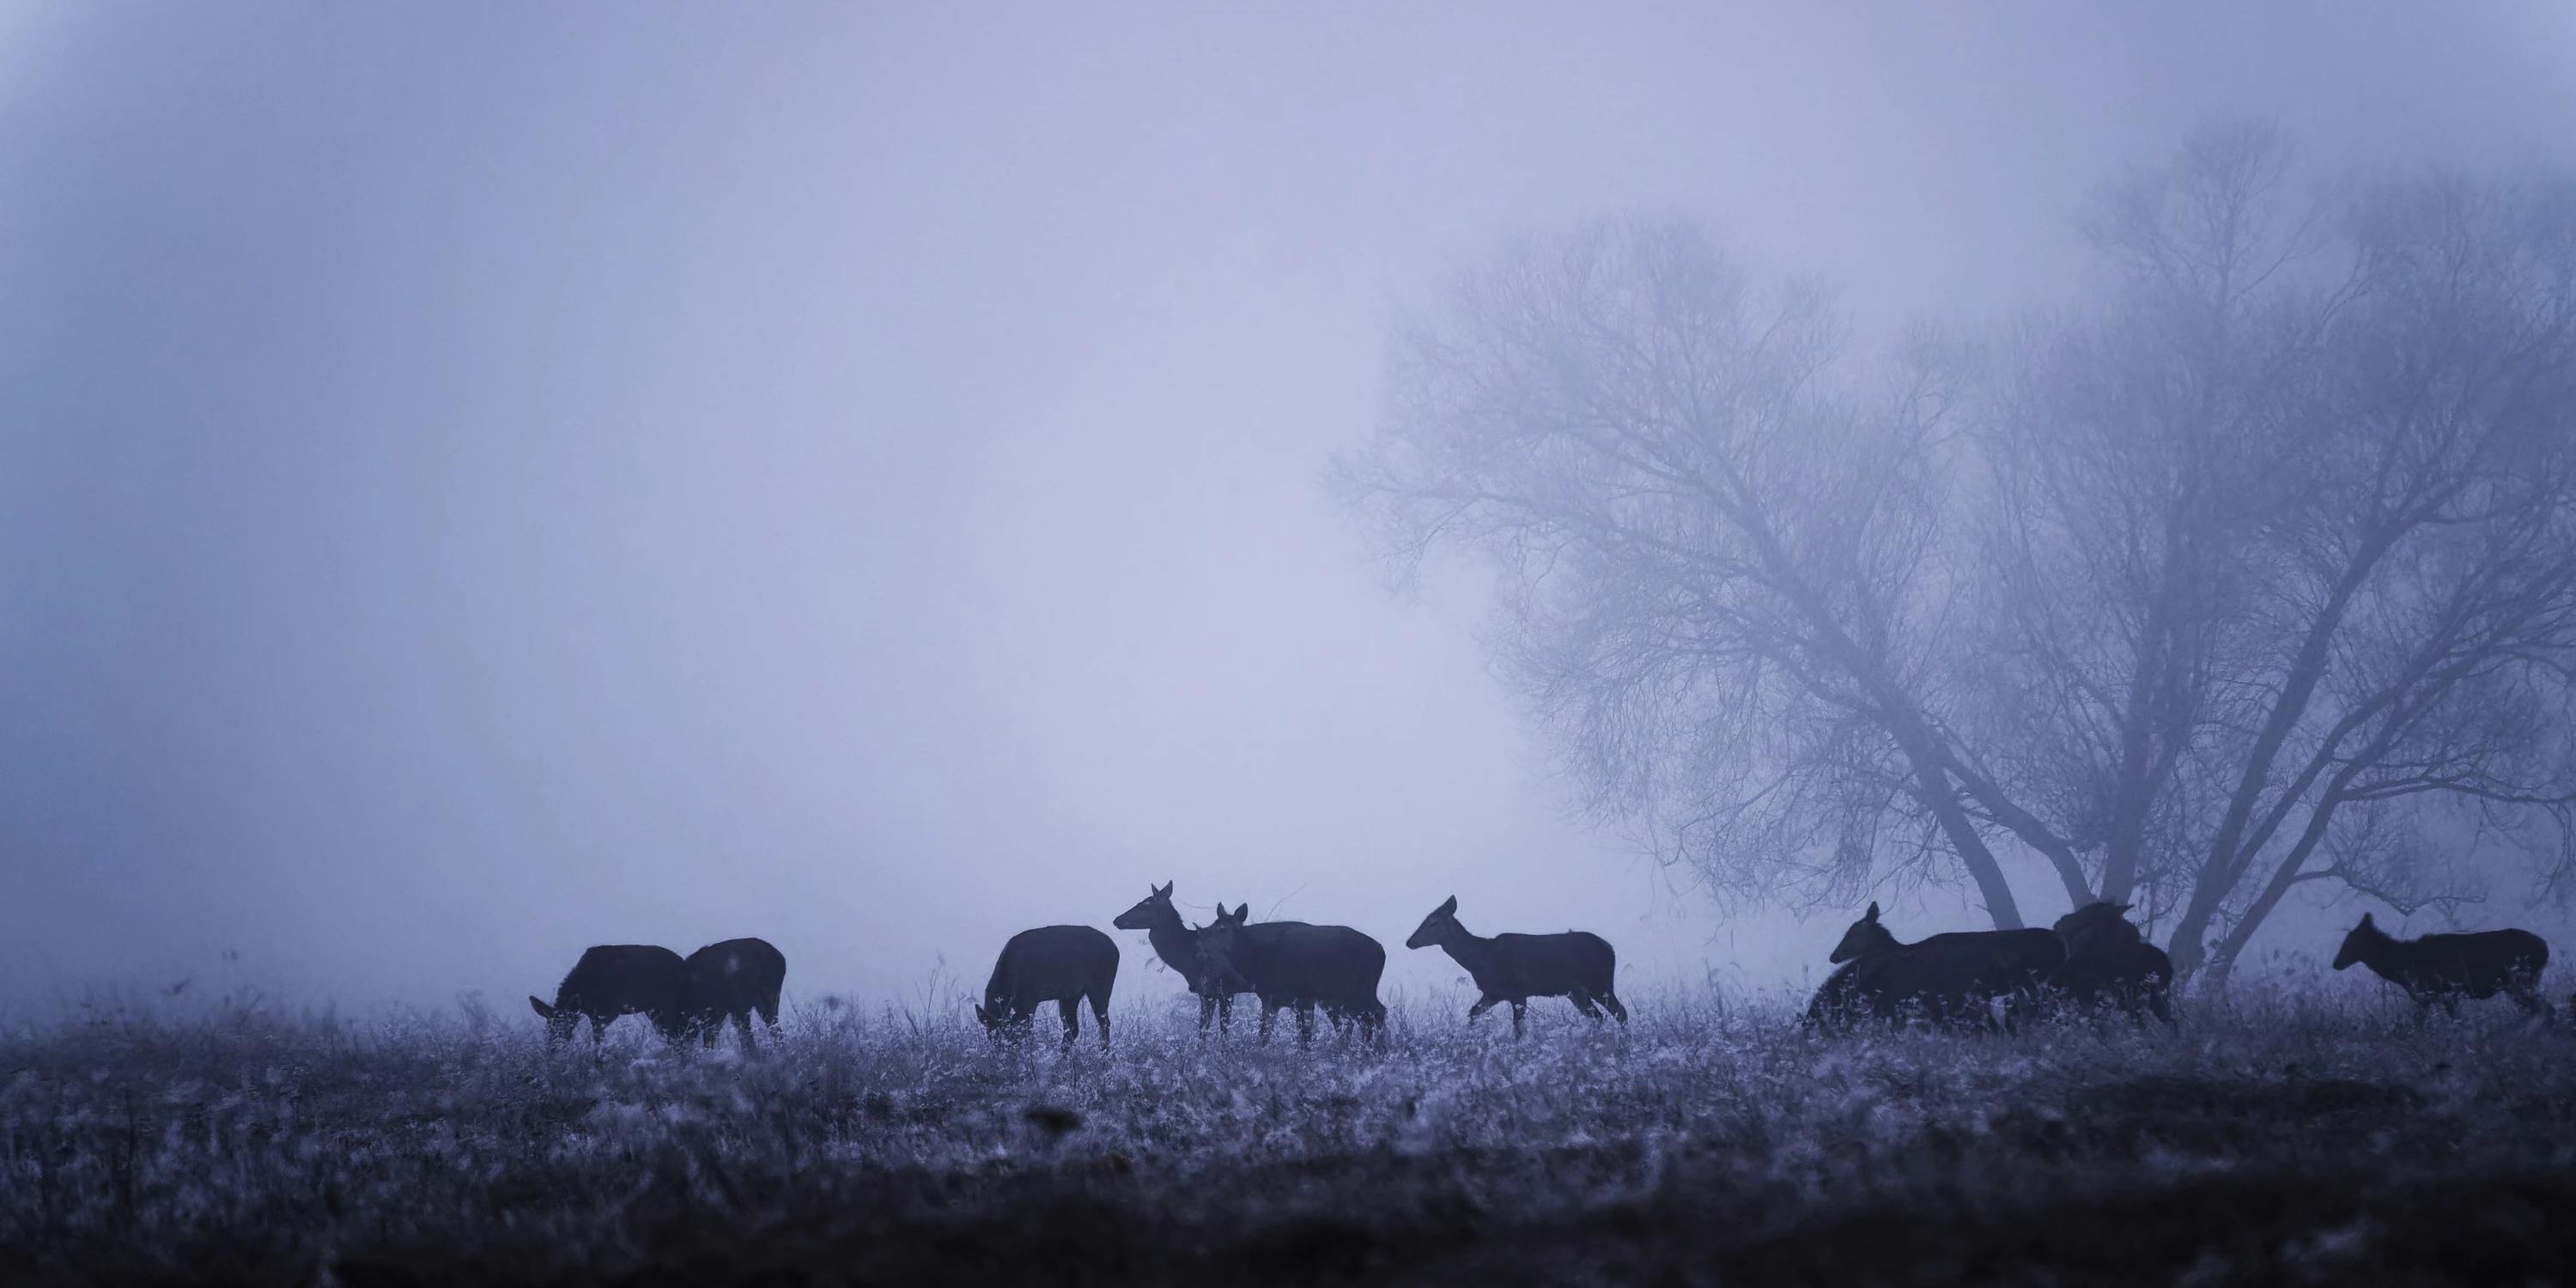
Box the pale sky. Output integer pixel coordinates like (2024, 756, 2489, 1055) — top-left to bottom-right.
(3, 3, 2572, 1020)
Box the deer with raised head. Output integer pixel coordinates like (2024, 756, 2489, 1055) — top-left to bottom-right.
(2332, 913, 2550, 1018)
(1194, 904, 1386, 1046)
(1824, 902, 2066, 1031)
(1111, 882, 1275, 1032)
(1404, 896, 1625, 1038)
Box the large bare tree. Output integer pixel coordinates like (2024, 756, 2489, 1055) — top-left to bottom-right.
(1965, 126, 2576, 979)
(1341, 129, 2576, 974)
(1336, 219, 2043, 927)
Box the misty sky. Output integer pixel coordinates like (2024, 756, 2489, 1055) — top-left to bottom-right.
(3, 3, 2573, 1021)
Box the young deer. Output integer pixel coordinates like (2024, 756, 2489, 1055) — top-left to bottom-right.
(1404, 896, 1625, 1038)
(2332, 913, 2551, 1018)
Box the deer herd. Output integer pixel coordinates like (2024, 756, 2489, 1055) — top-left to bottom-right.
(531, 888, 2558, 1050)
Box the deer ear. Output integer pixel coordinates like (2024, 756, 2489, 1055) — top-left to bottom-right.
(529, 997, 553, 1018)
(1865, 902, 1880, 922)
(2114, 904, 2132, 914)
(1156, 881, 1173, 898)
(2360, 912, 2376, 928)
(1234, 903, 1249, 920)
(1437, 896, 1458, 916)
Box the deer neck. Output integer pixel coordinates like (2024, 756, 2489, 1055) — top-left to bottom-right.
(1144, 915, 1201, 977)
(1434, 923, 1499, 974)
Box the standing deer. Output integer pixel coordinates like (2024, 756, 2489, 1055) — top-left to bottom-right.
(683, 937, 787, 1048)
(1112, 882, 1272, 1032)
(2332, 913, 2552, 1018)
(977, 925, 1118, 1048)
(1824, 902, 2066, 1031)
(2051, 902, 2175, 1028)
(529, 945, 690, 1044)
(1403, 896, 1625, 1037)
(1194, 904, 1386, 1046)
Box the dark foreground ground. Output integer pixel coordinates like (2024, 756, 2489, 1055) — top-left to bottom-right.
(5, 986, 2572, 1286)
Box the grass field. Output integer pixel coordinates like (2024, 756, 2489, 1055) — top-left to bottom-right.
(4, 979, 2573, 1286)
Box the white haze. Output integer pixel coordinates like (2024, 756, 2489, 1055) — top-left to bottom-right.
(2, 3, 2572, 1019)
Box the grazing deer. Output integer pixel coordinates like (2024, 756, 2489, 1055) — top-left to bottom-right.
(1112, 882, 1269, 1032)
(1825, 902, 2067, 1030)
(2331, 913, 2552, 1018)
(2051, 902, 2175, 1028)
(683, 937, 787, 1048)
(977, 925, 1118, 1048)
(1194, 904, 1387, 1046)
(529, 945, 690, 1044)
(1404, 896, 1626, 1038)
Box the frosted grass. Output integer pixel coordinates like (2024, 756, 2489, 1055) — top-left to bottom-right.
(3, 981, 2569, 1280)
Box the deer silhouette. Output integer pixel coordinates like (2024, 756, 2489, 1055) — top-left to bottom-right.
(2332, 913, 2551, 1018)
(1404, 896, 1625, 1037)
(1194, 904, 1386, 1046)
(1823, 902, 2066, 1031)
(2051, 902, 2174, 1028)
(1112, 882, 1277, 1032)
(977, 925, 1118, 1048)
(529, 945, 690, 1044)
(683, 937, 787, 1048)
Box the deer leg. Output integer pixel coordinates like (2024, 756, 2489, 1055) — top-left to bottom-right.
(735, 1010, 756, 1049)
(1197, 991, 1218, 1032)
(1218, 993, 1234, 1034)
(1466, 995, 1500, 1021)
(1057, 998, 1081, 1048)
(1601, 992, 1629, 1024)
(1510, 1000, 1527, 1040)
(1258, 1001, 1276, 1045)
(1296, 1002, 1316, 1048)
(1568, 989, 1603, 1020)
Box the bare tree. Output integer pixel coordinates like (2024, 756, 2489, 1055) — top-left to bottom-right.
(1340, 131, 2576, 971)
(1962, 127, 2576, 979)
(1335, 218, 2041, 927)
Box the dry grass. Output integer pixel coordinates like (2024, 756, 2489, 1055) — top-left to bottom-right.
(4, 980, 2573, 1285)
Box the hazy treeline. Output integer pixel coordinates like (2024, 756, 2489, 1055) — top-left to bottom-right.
(1338, 123, 2576, 981)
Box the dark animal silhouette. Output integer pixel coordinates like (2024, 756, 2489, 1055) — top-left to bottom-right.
(1824, 902, 2067, 1030)
(683, 937, 787, 1048)
(1195, 904, 1387, 1046)
(977, 925, 1118, 1048)
(1804, 956, 1887, 1032)
(1112, 881, 1282, 1032)
(2051, 902, 2175, 1027)
(1404, 896, 1625, 1037)
(2332, 913, 2552, 1018)
(529, 945, 690, 1044)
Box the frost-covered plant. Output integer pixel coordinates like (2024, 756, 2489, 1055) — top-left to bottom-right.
(3, 982, 2568, 1280)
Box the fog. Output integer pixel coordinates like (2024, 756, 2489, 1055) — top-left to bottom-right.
(3, 3, 2572, 1020)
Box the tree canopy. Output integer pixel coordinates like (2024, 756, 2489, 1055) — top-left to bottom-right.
(1340, 124, 2576, 979)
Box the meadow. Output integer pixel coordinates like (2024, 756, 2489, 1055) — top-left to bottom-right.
(4, 978, 2573, 1286)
